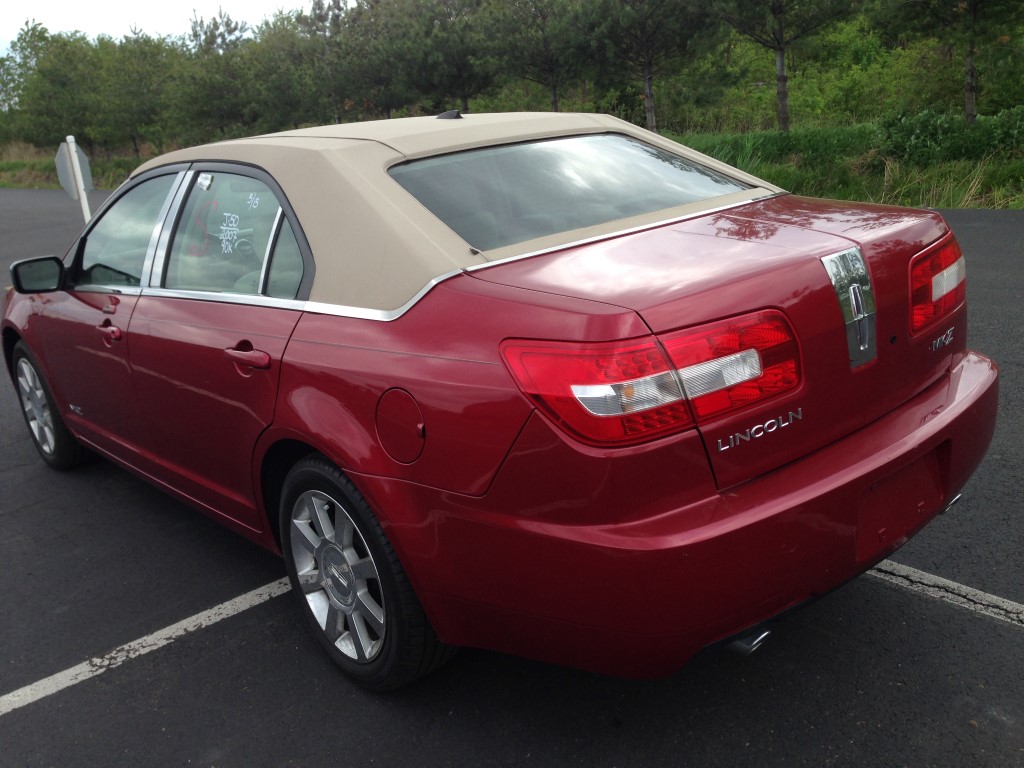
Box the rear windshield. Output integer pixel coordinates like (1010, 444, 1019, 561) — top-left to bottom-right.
(388, 133, 750, 250)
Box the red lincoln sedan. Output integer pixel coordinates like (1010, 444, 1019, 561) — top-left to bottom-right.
(3, 113, 999, 689)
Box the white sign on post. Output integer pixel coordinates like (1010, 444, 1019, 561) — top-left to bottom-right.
(55, 135, 93, 224)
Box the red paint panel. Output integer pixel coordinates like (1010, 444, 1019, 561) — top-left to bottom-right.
(127, 296, 301, 528)
(473, 198, 963, 489)
(375, 388, 426, 464)
(272, 274, 647, 496)
(363, 352, 997, 677)
(23, 289, 146, 456)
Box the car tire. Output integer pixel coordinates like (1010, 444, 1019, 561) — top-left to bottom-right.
(279, 455, 453, 690)
(12, 341, 90, 470)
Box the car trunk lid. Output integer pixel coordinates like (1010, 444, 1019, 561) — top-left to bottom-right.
(476, 196, 961, 488)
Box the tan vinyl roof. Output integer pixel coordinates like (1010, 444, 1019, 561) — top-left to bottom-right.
(133, 113, 784, 313)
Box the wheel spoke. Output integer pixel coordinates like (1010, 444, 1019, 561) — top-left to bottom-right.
(350, 612, 374, 662)
(305, 589, 330, 630)
(40, 425, 55, 454)
(309, 494, 335, 542)
(291, 518, 320, 557)
(354, 589, 385, 635)
(349, 555, 377, 581)
(17, 362, 37, 394)
(296, 568, 321, 594)
(323, 603, 344, 643)
(336, 515, 355, 549)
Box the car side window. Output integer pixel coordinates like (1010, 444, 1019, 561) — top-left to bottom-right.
(164, 171, 301, 297)
(77, 175, 177, 288)
(266, 219, 304, 300)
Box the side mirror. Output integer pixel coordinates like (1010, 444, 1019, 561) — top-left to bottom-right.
(10, 256, 65, 293)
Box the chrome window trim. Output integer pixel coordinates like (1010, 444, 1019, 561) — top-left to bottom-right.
(70, 171, 187, 294)
(141, 171, 191, 288)
(148, 171, 194, 288)
(305, 192, 784, 322)
(258, 207, 284, 294)
(134, 192, 785, 323)
(140, 286, 306, 312)
(465, 191, 785, 274)
(303, 269, 466, 321)
(69, 285, 143, 297)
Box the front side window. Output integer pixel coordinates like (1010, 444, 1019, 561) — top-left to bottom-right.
(164, 171, 302, 298)
(388, 134, 751, 251)
(77, 175, 176, 288)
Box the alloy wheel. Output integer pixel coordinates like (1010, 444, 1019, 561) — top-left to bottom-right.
(17, 357, 56, 456)
(289, 489, 386, 662)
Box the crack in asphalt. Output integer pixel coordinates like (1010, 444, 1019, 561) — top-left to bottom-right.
(870, 559, 1024, 628)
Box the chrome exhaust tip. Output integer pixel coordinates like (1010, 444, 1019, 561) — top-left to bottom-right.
(727, 629, 772, 657)
(941, 493, 963, 514)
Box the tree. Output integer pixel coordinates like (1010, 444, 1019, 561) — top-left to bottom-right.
(713, 0, 860, 131)
(403, 0, 503, 113)
(15, 31, 98, 147)
(1, 22, 51, 114)
(297, 0, 351, 123)
(178, 10, 254, 138)
(92, 33, 183, 155)
(600, 0, 714, 132)
(882, 0, 1024, 124)
(340, 0, 418, 119)
(248, 13, 322, 130)
(498, 0, 591, 112)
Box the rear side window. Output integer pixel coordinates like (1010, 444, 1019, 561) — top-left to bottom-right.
(388, 134, 750, 250)
(164, 171, 303, 298)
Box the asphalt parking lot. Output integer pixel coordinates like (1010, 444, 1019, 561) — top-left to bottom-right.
(1, 190, 1021, 767)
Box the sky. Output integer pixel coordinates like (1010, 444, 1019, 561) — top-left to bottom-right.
(2, 0, 310, 54)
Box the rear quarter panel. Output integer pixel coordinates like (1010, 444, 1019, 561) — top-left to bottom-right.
(262, 274, 650, 499)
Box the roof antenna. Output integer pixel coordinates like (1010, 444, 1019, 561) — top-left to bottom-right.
(437, 109, 463, 120)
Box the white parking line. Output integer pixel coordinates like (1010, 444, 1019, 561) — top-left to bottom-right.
(0, 577, 291, 717)
(3, 562, 1022, 717)
(869, 559, 1024, 628)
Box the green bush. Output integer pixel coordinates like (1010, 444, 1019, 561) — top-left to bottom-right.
(878, 107, 1024, 164)
(675, 125, 875, 168)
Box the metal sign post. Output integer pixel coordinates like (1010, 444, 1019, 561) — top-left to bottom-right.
(55, 135, 93, 224)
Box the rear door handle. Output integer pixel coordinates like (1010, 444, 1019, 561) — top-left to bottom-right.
(225, 347, 271, 369)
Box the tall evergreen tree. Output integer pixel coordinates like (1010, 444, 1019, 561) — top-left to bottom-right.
(882, 0, 1024, 124)
(181, 10, 254, 138)
(343, 0, 418, 118)
(499, 0, 591, 112)
(248, 14, 322, 131)
(713, 0, 859, 131)
(298, 0, 350, 123)
(92, 33, 182, 155)
(403, 0, 502, 113)
(600, 0, 714, 132)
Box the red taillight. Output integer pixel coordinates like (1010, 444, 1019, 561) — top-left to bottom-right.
(500, 338, 693, 445)
(910, 237, 966, 334)
(501, 311, 801, 446)
(662, 311, 800, 421)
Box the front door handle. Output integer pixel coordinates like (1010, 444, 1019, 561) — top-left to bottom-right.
(225, 346, 271, 369)
(97, 322, 123, 342)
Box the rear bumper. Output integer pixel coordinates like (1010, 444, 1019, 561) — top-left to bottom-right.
(360, 351, 999, 678)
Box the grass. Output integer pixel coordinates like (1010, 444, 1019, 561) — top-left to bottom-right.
(3, 126, 1023, 208)
(671, 125, 1024, 209)
(0, 142, 139, 190)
